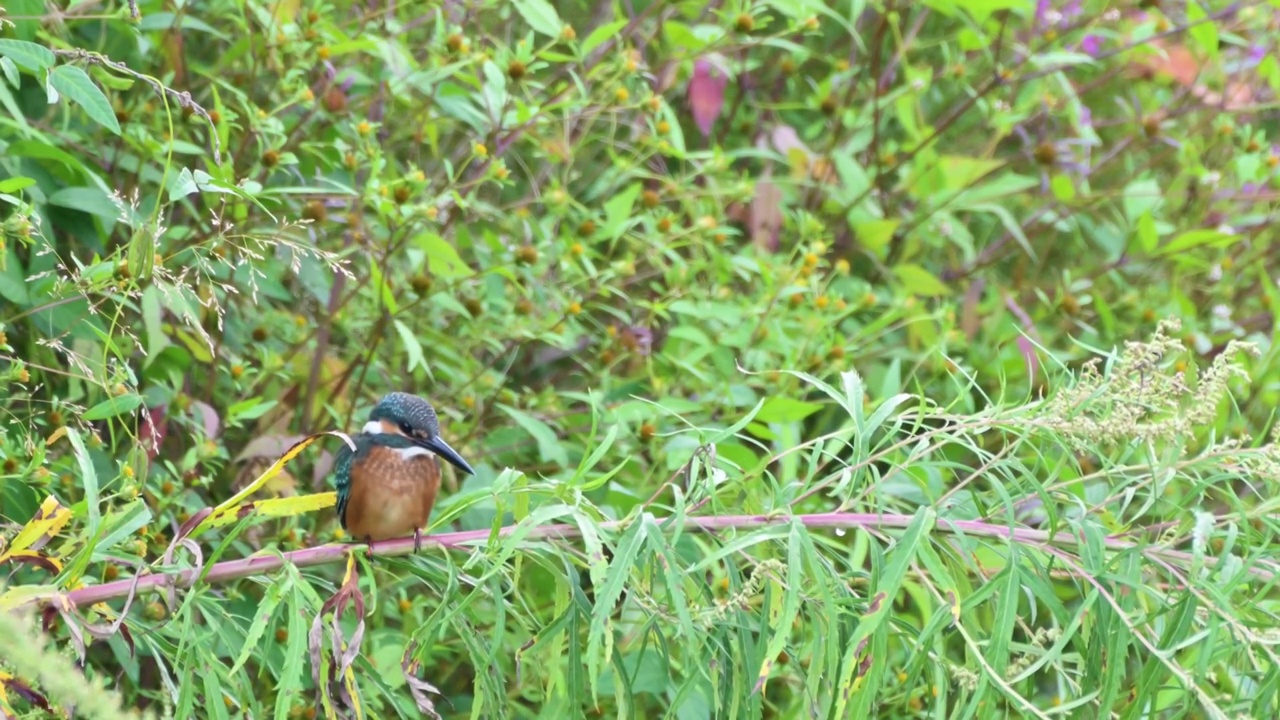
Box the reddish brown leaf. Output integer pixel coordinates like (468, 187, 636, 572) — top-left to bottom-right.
(190, 401, 220, 439)
(688, 57, 729, 138)
(749, 172, 783, 252)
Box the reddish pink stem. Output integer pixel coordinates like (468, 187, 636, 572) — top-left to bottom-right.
(46, 512, 1274, 610)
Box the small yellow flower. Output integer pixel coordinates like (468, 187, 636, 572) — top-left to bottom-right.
(568, 301, 582, 315)
(615, 87, 630, 103)
(356, 121, 372, 135)
(474, 142, 488, 157)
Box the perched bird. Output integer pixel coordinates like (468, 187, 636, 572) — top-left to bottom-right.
(334, 392, 474, 551)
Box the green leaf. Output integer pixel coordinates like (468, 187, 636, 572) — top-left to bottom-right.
(47, 186, 120, 221)
(910, 155, 1003, 198)
(91, 500, 152, 559)
(276, 580, 309, 720)
(230, 571, 292, 674)
(1158, 228, 1237, 256)
(587, 516, 649, 703)
(0, 245, 28, 305)
(65, 428, 101, 537)
(512, 0, 563, 38)
(414, 232, 473, 279)
(580, 20, 627, 55)
(169, 167, 200, 201)
(82, 393, 144, 421)
(893, 263, 950, 297)
(0, 57, 19, 88)
(0, 176, 35, 194)
(832, 507, 935, 717)
(953, 0, 1032, 24)
(1123, 178, 1162, 221)
(226, 398, 278, 425)
(1050, 173, 1076, 202)
(756, 397, 824, 424)
(141, 285, 168, 363)
(0, 39, 55, 72)
(852, 219, 898, 256)
(394, 319, 429, 376)
(1029, 51, 1097, 70)
(47, 65, 121, 134)
(756, 520, 805, 694)
(1186, 2, 1218, 60)
(497, 404, 569, 467)
(602, 182, 642, 241)
(1135, 211, 1158, 253)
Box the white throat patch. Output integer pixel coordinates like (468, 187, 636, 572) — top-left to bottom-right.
(396, 445, 435, 460)
(362, 420, 385, 434)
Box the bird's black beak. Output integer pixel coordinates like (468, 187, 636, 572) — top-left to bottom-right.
(417, 435, 475, 475)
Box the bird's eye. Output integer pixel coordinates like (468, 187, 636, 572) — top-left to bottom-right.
(398, 421, 414, 436)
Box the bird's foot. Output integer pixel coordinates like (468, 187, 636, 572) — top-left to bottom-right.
(413, 528, 423, 553)
(364, 535, 376, 559)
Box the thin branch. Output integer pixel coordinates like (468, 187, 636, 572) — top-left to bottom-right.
(39, 510, 1277, 611)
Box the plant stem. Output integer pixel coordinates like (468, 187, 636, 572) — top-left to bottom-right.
(47, 511, 1274, 610)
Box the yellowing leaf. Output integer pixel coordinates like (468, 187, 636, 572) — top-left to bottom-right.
(193, 432, 353, 537)
(0, 495, 72, 563)
(198, 493, 336, 531)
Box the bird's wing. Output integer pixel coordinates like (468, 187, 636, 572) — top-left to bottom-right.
(334, 439, 357, 530)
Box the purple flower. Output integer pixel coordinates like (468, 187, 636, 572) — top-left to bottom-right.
(1079, 34, 1102, 57)
(1036, 0, 1083, 30)
(1077, 104, 1092, 131)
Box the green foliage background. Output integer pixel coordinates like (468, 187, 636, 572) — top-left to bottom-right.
(2, 0, 1280, 718)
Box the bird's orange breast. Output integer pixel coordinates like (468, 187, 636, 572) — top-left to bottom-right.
(343, 445, 441, 542)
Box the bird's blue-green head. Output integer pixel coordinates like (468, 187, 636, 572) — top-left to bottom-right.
(363, 392, 475, 475)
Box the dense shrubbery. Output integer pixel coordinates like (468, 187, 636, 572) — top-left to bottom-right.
(2, 1, 1280, 717)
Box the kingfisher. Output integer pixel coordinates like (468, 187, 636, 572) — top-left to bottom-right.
(333, 392, 475, 551)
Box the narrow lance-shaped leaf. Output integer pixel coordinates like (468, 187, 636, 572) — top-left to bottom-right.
(230, 571, 293, 674)
(832, 507, 935, 717)
(586, 515, 649, 703)
(65, 428, 102, 537)
(755, 519, 806, 695)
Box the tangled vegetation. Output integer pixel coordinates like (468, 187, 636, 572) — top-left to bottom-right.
(2, 1, 1280, 718)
